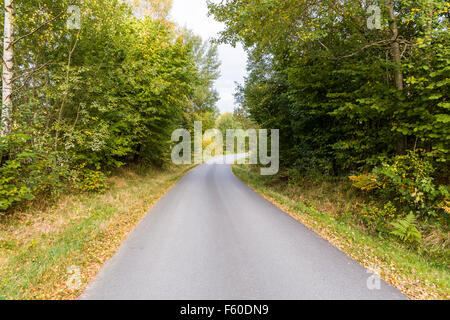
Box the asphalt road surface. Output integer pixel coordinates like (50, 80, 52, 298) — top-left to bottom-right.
(82, 159, 406, 300)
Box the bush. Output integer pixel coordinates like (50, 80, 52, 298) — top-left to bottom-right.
(360, 201, 397, 233)
(351, 151, 448, 218)
(77, 170, 107, 193)
(0, 134, 69, 211)
(0, 132, 112, 211)
(0, 159, 34, 210)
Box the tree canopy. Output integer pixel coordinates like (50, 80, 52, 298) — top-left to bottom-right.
(0, 0, 221, 209)
(208, 0, 449, 173)
(208, 0, 449, 222)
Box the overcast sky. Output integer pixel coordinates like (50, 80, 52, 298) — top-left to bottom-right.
(170, 0, 248, 114)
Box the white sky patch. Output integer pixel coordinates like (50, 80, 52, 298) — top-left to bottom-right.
(170, 0, 248, 114)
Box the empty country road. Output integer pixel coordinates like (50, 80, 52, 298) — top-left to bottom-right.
(82, 160, 406, 300)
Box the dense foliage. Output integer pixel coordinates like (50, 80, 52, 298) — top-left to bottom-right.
(0, 0, 220, 210)
(208, 0, 449, 241)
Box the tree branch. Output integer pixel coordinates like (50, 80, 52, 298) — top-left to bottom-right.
(323, 40, 390, 60)
(13, 10, 66, 46)
(14, 62, 56, 93)
(13, 62, 54, 82)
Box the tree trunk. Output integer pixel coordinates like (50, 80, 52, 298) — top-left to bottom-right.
(385, 0, 403, 91)
(384, 0, 407, 154)
(2, 0, 15, 137)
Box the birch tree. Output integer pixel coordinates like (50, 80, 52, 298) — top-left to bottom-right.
(2, 0, 15, 137)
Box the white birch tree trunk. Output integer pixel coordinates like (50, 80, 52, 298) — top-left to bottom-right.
(2, 0, 15, 137)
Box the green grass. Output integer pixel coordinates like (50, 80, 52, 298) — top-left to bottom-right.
(0, 164, 195, 300)
(232, 164, 449, 300)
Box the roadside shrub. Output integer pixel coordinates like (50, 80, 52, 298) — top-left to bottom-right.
(77, 170, 107, 193)
(0, 159, 35, 210)
(0, 134, 69, 210)
(351, 151, 448, 218)
(374, 152, 442, 217)
(360, 201, 397, 233)
(0, 132, 112, 211)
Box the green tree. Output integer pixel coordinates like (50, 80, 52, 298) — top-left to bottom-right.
(0, 0, 222, 210)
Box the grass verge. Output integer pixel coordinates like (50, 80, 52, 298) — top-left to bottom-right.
(0, 164, 195, 300)
(233, 164, 449, 300)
